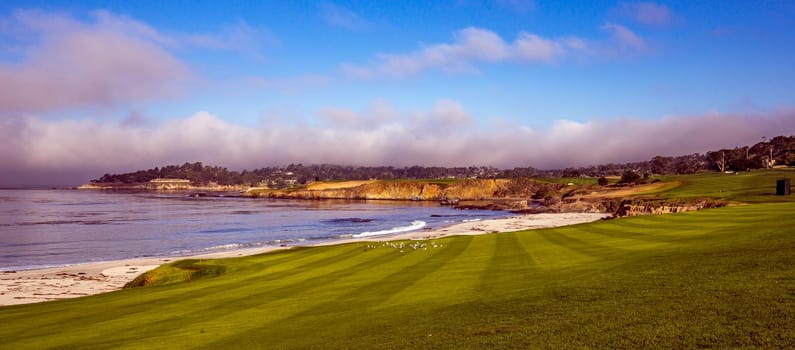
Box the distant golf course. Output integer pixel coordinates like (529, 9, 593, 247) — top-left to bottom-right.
(1, 169, 793, 349)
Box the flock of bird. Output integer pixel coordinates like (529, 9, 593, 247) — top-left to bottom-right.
(362, 241, 443, 253)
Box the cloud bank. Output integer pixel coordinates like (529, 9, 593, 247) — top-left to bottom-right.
(2, 101, 793, 187)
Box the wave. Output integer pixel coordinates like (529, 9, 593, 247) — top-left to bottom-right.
(353, 220, 427, 238)
(0, 262, 78, 272)
(325, 217, 374, 223)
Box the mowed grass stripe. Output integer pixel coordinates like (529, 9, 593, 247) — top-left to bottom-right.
(381, 234, 496, 306)
(48, 239, 472, 349)
(193, 236, 477, 350)
(535, 227, 627, 260)
(564, 225, 669, 252)
(4, 244, 369, 347)
(51, 243, 405, 349)
(1, 243, 365, 343)
(0, 249, 305, 325)
(297, 236, 476, 315)
(478, 232, 537, 300)
(516, 229, 595, 269)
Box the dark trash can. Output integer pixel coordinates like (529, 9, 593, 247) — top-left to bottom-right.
(777, 178, 791, 195)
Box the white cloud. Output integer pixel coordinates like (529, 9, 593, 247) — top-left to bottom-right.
(182, 20, 276, 60)
(342, 27, 583, 79)
(602, 22, 645, 50)
(0, 10, 191, 113)
(514, 32, 565, 62)
(0, 10, 283, 113)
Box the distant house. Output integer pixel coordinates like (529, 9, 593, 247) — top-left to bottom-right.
(149, 178, 191, 190)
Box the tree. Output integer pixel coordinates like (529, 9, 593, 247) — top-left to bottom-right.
(650, 156, 673, 174)
(707, 151, 727, 172)
(597, 177, 608, 186)
(618, 170, 641, 184)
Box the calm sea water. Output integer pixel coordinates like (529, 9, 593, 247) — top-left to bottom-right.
(0, 190, 506, 270)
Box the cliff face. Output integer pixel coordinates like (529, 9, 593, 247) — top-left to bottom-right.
(443, 179, 511, 199)
(268, 182, 442, 200)
(245, 179, 520, 201)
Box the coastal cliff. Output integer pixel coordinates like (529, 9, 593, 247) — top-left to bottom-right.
(245, 179, 540, 201)
(83, 176, 721, 217)
(244, 178, 610, 213)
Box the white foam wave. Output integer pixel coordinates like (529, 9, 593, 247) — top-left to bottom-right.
(354, 220, 427, 238)
(196, 238, 310, 252)
(203, 243, 247, 251)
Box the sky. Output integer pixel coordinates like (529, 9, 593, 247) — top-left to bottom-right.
(1, 0, 794, 187)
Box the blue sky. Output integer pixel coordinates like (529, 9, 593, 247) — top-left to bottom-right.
(1, 1, 794, 186)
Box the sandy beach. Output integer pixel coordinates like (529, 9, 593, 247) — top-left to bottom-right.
(0, 212, 606, 306)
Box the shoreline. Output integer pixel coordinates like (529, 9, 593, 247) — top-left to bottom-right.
(0, 212, 606, 306)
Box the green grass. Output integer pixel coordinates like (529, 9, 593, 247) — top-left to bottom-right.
(381, 178, 464, 185)
(1, 202, 794, 348)
(1, 170, 794, 348)
(656, 168, 795, 203)
(532, 177, 600, 185)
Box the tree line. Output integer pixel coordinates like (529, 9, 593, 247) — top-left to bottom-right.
(92, 135, 795, 186)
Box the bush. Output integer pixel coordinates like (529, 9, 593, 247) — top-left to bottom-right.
(597, 177, 608, 186)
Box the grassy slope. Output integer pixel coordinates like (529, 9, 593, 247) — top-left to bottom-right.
(656, 168, 795, 203)
(532, 177, 600, 186)
(1, 171, 794, 349)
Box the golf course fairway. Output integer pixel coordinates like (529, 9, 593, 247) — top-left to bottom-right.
(1, 171, 793, 349)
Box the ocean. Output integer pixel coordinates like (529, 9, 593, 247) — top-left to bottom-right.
(0, 189, 507, 271)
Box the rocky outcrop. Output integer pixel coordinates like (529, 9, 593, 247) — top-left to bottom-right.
(453, 199, 531, 211)
(608, 198, 727, 217)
